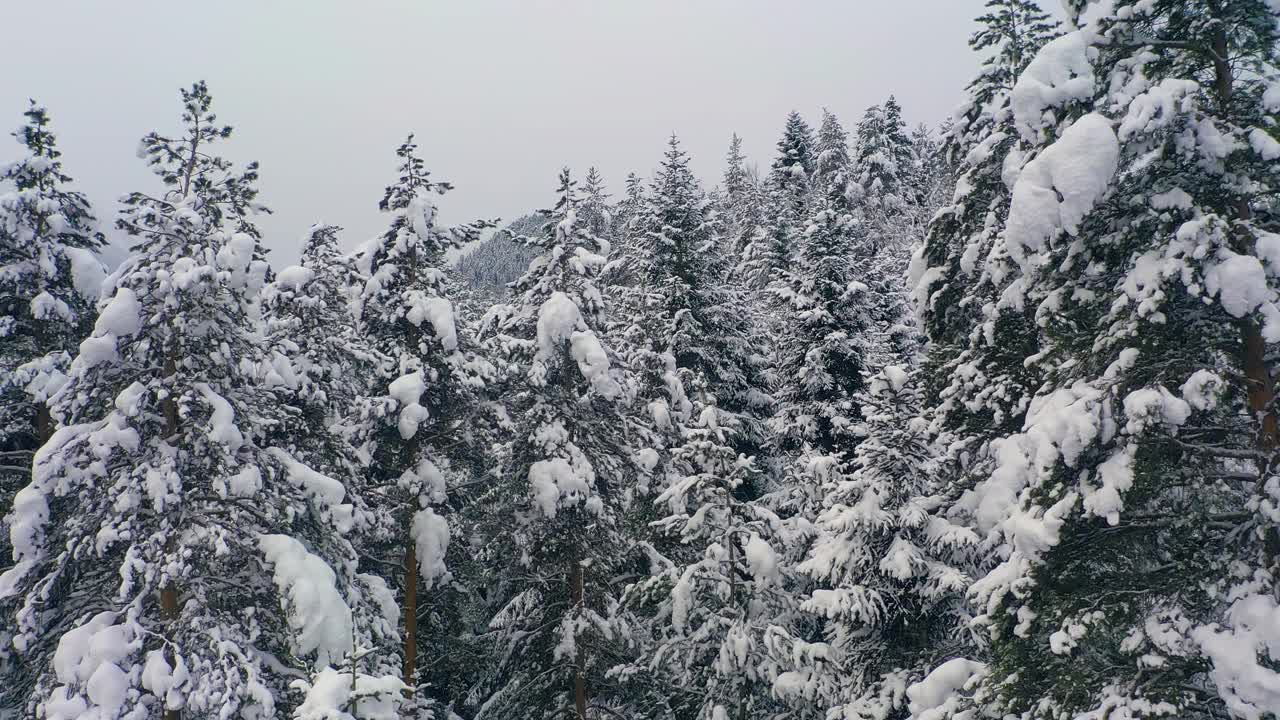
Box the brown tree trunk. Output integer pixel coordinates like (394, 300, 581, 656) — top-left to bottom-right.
(403, 528, 418, 697)
(571, 560, 587, 720)
(1207, 21, 1280, 451)
(161, 583, 180, 720)
(161, 349, 181, 720)
(36, 403, 52, 445)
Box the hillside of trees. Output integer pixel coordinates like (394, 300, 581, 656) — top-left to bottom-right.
(3, 2, 1280, 719)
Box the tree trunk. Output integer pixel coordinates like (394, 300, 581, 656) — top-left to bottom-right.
(571, 560, 587, 720)
(161, 349, 181, 720)
(36, 402, 52, 445)
(160, 580, 180, 720)
(403, 527, 418, 697)
(1208, 21, 1280, 451)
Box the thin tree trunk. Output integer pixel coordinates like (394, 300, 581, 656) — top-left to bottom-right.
(1207, 20, 1280, 451)
(571, 560, 587, 720)
(403, 526, 418, 697)
(36, 403, 52, 445)
(161, 349, 181, 720)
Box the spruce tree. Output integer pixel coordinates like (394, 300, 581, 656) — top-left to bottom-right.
(787, 368, 976, 718)
(470, 169, 630, 720)
(814, 108, 852, 199)
(748, 112, 815, 285)
(852, 96, 915, 228)
(0, 81, 384, 718)
(615, 387, 793, 720)
(0, 103, 105, 584)
(628, 136, 770, 455)
(351, 135, 493, 713)
(767, 178, 875, 457)
(934, 3, 1280, 718)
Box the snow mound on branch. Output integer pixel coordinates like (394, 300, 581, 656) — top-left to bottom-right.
(907, 658, 986, 720)
(405, 293, 458, 352)
(1011, 30, 1097, 140)
(388, 370, 430, 439)
(1193, 592, 1280, 720)
(49, 611, 141, 720)
(529, 457, 598, 519)
(536, 292, 582, 358)
(78, 287, 142, 369)
(64, 246, 107, 301)
(292, 667, 407, 720)
(259, 534, 353, 669)
(1205, 251, 1272, 319)
(1005, 113, 1119, 270)
(195, 383, 243, 452)
(266, 448, 354, 533)
(275, 265, 315, 291)
(570, 329, 621, 399)
(412, 508, 450, 589)
(744, 534, 779, 586)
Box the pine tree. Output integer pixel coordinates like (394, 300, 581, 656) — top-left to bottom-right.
(628, 136, 770, 455)
(767, 180, 875, 457)
(852, 96, 915, 227)
(351, 135, 493, 713)
(0, 103, 105, 586)
(0, 81, 384, 718)
(937, 3, 1280, 718)
(470, 169, 630, 719)
(580, 166, 612, 242)
(814, 108, 851, 199)
(615, 387, 794, 720)
(749, 112, 815, 285)
(719, 134, 764, 263)
(786, 368, 976, 719)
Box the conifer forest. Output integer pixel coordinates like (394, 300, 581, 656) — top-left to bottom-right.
(4, 1, 1280, 719)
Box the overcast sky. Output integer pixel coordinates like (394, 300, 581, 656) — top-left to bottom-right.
(3, 1, 1024, 266)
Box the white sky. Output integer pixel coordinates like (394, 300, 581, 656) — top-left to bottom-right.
(2, 0, 1019, 266)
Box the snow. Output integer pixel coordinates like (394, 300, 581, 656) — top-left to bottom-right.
(405, 294, 458, 352)
(387, 370, 430, 439)
(528, 457, 596, 519)
(275, 264, 315, 291)
(744, 534, 779, 586)
(1010, 30, 1097, 140)
(1004, 113, 1119, 270)
(292, 667, 406, 720)
(412, 508, 451, 589)
(1265, 80, 1280, 113)
(195, 382, 244, 452)
(141, 650, 189, 711)
(570, 330, 621, 399)
(1081, 445, 1135, 526)
(906, 658, 985, 720)
(1122, 386, 1190, 435)
(259, 534, 354, 669)
(1193, 592, 1280, 720)
(1204, 250, 1271, 318)
(1181, 370, 1223, 411)
(49, 611, 139, 720)
(266, 448, 354, 533)
(535, 291, 583, 359)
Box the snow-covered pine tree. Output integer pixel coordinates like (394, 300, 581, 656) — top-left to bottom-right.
(814, 108, 852, 200)
(0, 103, 105, 585)
(747, 112, 815, 286)
(628, 136, 770, 457)
(768, 158, 876, 459)
(260, 223, 404, 691)
(614, 385, 793, 720)
(351, 134, 493, 713)
(912, 0, 1058, 360)
(581, 167, 611, 242)
(470, 169, 630, 720)
(786, 367, 976, 719)
(0, 81, 386, 719)
(927, 3, 1280, 718)
(719, 133, 763, 263)
(852, 96, 916, 231)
